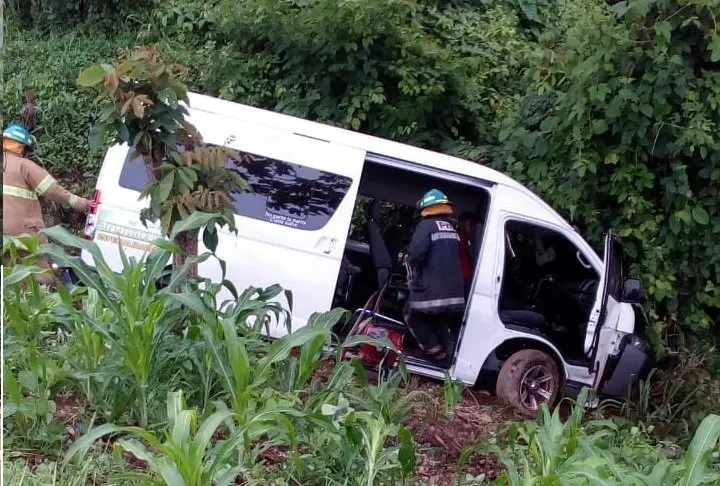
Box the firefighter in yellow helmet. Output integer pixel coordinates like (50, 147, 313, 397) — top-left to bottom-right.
(3, 123, 91, 282)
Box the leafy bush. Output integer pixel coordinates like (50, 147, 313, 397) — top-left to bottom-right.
(493, 0, 720, 350)
(5, 0, 720, 349)
(603, 350, 720, 441)
(2, 24, 138, 228)
(460, 388, 720, 485)
(6, 0, 150, 28)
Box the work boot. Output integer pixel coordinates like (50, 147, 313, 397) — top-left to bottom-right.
(426, 345, 447, 362)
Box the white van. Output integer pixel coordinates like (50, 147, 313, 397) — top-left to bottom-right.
(81, 92, 650, 414)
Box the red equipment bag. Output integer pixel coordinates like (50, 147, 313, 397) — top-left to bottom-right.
(355, 317, 404, 368)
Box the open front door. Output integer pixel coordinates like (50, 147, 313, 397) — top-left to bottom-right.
(583, 231, 635, 387)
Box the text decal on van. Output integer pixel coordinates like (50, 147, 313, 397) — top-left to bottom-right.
(95, 209, 162, 252)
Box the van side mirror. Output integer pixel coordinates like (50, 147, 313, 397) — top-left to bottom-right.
(622, 278, 642, 304)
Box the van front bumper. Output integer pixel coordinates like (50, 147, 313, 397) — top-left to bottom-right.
(600, 337, 652, 398)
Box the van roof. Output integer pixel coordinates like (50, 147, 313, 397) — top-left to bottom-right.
(186, 93, 521, 187)
(184, 92, 569, 228)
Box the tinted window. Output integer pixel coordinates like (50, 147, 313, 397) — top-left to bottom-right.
(119, 153, 152, 191)
(229, 152, 352, 231)
(118, 146, 353, 231)
(605, 237, 625, 300)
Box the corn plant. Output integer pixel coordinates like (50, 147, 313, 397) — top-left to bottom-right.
(487, 388, 623, 485)
(3, 235, 65, 344)
(2, 236, 70, 450)
(627, 414, 720, 485)
(65, 390, 297, 485)
(470, 387, 720, 485)
(39, 225, 209, 427)
(344, 363, 425, 426)
(281, 308, 350, 392)
(180, 281, 294, 411)
(290, 393, 416, 485)
(61, 286, 110, 405)
(441, 370, 464, 417)
(196, 305, 346, 420)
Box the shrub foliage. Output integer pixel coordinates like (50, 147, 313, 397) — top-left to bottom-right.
(4, 0, 720, 353)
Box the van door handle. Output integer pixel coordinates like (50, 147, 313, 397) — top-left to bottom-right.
(317, 236, 337, 254)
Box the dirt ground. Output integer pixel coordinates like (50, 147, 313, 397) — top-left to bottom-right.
(402, 378, 519, 485)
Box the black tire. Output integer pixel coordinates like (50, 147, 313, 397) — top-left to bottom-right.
(496, 349, 561, 417)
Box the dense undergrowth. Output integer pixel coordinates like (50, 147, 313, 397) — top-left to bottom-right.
(3, 0, 720, 358)
(3, 231, 720, 484)
(3, 0, 720, 483)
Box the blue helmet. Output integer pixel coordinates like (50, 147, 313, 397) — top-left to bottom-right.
(3, 123, 35, 148)
(417, 189, 453, 210)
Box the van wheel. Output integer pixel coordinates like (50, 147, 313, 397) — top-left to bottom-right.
(496, 349, 560, 416)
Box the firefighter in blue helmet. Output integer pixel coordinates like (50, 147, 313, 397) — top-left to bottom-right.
(404, 189, 465, 364)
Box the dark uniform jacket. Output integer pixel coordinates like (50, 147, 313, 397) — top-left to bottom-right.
(407, 216, 465, 314)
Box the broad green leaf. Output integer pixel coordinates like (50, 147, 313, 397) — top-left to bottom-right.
(157, 172, 175, 202)
(77, 64, 107, 87)
(669, 215, 682, 235)
(116, 438, 160, 472)
(167, 391, 184, 425)
(654, 21, 672, 45)
(258, 326, 333, 380)
(681, 414, 720, 486)
(220, 317, 251, 399)
(398, 426, 416, 478)
(170, 410, 196, 447)
(677, 209, 692, 225)
(170, 211, 219, 240)
(193, 407, 234, 463)
(709, 36, 720, 63)
(341, 334, 399, 353)
(591, 119, 608, 135)
(156, 457, 187, 486)
(202, 226, 219, 254)
(308, 307, 349, 331)
(3, 264, 50, 285)
(88, 123, 109, 153)
(65, 423, 136, 463)
(214, 466, 242, 486)
(692, 207, 709, 225)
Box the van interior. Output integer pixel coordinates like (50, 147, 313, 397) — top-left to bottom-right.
(498, 220, 599, 364)
(333, 160, 600, 369)
(332, 159, 491, 367)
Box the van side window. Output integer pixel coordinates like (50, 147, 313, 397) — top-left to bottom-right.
(229, 153, 352, 231)
(118, 147, 352, 231)
(119, 154, 152, 191)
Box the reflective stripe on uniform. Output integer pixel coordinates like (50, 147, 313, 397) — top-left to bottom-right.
(430, 232, 460, 242)
(3, 184, 38, 200)
(410, 297, 465, 310)
(35, 174, 56, 195)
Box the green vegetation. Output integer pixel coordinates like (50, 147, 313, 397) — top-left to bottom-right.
(3, 230, 418, 484)
(4, 0, 719, 355)
(3, 232, 720, 483)
(3, 0, 720, 483)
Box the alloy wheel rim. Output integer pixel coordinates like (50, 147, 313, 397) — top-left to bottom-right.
(519, 364, 555, 411)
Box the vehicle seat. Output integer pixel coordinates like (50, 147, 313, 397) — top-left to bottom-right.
(367, 199, 393, 289)
(499, 309, 547, 330)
